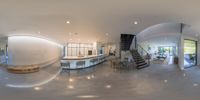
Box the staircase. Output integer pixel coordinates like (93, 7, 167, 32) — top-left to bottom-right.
(131, 49, 150, 69)
(120, 34, 150, 69)
(120, 34, 135, 51)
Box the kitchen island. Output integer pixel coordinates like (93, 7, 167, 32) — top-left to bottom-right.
(61, 54, 106, 69)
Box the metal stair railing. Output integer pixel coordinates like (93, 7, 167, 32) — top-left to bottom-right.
(136, 44, 151, 66)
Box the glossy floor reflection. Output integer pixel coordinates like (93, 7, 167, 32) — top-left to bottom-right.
(1, 62, 200, 100)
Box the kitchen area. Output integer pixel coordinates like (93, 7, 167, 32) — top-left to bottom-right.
(61, 42, 107, 69)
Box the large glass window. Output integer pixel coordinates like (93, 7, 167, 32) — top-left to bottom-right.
(184, 39, 197, 68)
(65, 43, 93, 56)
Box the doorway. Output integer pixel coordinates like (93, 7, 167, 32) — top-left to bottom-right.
(184, 39, 197, 68)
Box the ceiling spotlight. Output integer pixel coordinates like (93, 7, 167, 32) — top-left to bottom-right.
(38, 31, 41, 34)
(77, 95, 99, 99)
(68, 85, 74, 89)
(91, 75, 95, 78)
(87, 76, 91, 80)
(66, 21, 71, 24)
(193, 83, 199, 87)
(134, 21, 138, 25)
(183, 73, 186, 77)
(34, 87, 41, 91)
(69, 78, 74, 82)
(105, 85, 112, 89)
(164, 80, 168, 83)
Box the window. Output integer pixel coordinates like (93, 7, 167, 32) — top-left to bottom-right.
(65, 43, 93, 56)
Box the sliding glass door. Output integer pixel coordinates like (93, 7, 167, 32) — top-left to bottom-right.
(184, 39, 197, 68)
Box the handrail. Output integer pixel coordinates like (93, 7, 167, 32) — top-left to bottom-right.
(136, 44, 151, 65)
(137, 44, 149, 54)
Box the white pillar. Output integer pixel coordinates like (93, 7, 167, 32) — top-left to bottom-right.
(178, 34, 184, 70)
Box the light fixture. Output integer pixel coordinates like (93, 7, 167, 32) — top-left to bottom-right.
(34, 87, 41, 91)
(77, 95, 99, 98)
(69, 78, 74, 82)
(134, 21, 138, 25)
(38, 31, 41, 34)
(105, 85, 112, 89)
(66, 21, 71, 24)
(68, 85, 74, 89)
(87, 76, 91, 80)
(193, 83, 198, 87)
(91, 75, 95, 78)
(106, 33, 109, 36)
(164, 80, 168, 83)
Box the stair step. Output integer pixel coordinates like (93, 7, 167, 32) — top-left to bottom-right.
(135, 61, 146, 64)
(133, 57, 143, 59)
(134, 58, 144, 61)
(137, 64, 149, 69)
(131, 49, 150, 70)
(137, 62, 147, 66)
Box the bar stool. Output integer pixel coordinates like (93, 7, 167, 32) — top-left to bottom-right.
(76, 61, 85, 69)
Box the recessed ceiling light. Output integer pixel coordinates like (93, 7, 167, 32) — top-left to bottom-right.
(34, 87, 41, 91)
(164, 80, 168, 83)
(134, 21, 138, 25)
(66, 21, 71, 24)
(87, 76, 91, 80)
(68, 85, 74, 89)
(193, 83, 198, 87)
(69, 78, 74, 82)
(91, 75, 95, 78)
(77, 95, 99, 99)
(38, 31, 41, 34)
(105, 85, 112, 89)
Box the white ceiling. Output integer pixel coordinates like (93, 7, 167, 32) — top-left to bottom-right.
(0, 0, 200, 44)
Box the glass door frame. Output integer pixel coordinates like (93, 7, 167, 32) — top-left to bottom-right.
(184, 39, 197, 68)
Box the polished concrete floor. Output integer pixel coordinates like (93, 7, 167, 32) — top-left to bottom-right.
(1, 62, 200, 100)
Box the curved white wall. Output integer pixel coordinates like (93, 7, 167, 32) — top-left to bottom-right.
(8, 36, 63, 65)
(137, 23, 181, 42)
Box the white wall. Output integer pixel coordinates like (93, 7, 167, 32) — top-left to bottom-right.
(178, 34, 184, 70)
(8, 36, 63, 65)
(137, 23, 181, 42)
